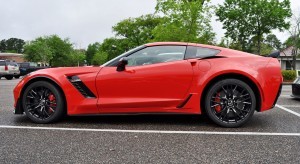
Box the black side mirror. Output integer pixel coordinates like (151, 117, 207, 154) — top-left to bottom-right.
(268, 50, 280, 58)
(116, 57, 128, 72)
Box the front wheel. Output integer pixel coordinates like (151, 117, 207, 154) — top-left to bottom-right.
(14, 75, 20, 79)
(22, 81, 65, 123)
(204, 79, 256, 128)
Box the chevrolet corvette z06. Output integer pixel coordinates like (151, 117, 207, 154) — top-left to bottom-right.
(13, 42, 282, 127)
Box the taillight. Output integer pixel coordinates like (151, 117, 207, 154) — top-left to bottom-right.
(5, 65, 8, 71)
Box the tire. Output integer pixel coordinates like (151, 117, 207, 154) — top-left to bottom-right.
(22, 81, 65, 124)
(14, 75, 20, 79)
(5, 75, 13, 80)
(204, 79, 256, 128)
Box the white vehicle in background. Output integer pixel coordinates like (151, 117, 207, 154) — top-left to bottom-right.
(0, 60, 20, 80)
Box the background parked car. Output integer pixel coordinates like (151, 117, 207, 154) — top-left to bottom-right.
(18, 62, 49, 76)
(0, 60, 20, 80)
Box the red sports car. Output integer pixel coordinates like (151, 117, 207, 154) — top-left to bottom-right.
(13, 42, 282, 127)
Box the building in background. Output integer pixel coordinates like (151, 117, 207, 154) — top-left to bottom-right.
(0, 53, 24, 62)
(279, 46, 300, 70)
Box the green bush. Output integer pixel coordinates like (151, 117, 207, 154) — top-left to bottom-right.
(281, 70, 297, 81)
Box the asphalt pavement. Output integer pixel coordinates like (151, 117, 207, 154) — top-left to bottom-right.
(0, 78, 299, 163)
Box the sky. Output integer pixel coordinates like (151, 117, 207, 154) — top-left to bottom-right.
(0, 0, 299, 49)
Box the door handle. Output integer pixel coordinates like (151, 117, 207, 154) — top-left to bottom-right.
(189, 60, 198, 66)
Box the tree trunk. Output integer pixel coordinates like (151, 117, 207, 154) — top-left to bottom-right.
(293, 54, 296, 70)
(257, 37, 261, 55)
(293, 48, 298, 70)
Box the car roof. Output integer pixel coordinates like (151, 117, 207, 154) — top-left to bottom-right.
(145, 42, 189, 47)
(144, 42, 258, 57)
(145, 42, 223, 50)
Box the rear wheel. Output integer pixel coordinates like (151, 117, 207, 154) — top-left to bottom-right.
(14, 75, 20, 79)
(204, 79, 256, 128)
(5, 75, 13, 80)
(22, 81, 65, 123)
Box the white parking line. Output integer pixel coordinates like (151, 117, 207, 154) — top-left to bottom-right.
(0, 125, 299, 136)
(276, 104, 300, 117)
(280, 95, 291, 97)
(280, 105, 300, 108)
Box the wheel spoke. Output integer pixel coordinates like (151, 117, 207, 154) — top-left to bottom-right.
(222, 86, 227, 93)
(211, 104, 221, 108)
(232, 85, 237, 93)
(27, 104, 41, 112)
(49, 107, 55, 112)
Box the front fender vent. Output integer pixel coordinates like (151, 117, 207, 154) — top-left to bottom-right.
(67, 76, 96, 98)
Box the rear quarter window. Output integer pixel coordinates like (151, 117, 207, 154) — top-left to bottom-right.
(185, 46, 221, 59)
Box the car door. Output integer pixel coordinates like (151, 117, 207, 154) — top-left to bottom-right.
(96, 45, 194, 112)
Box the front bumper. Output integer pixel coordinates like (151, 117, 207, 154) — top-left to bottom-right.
(14, 99, 24, 114)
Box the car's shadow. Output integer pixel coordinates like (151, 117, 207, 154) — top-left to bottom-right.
(12, 113, 271, 130)
(66, 114, 212, 126)
(14, 114, 210, 126)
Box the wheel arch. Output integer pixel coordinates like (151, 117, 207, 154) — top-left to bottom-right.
(18, 76, 67, 114)
(200, 73, 262, 113)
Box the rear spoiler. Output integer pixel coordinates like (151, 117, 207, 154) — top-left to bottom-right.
(268, 51, 280, 58)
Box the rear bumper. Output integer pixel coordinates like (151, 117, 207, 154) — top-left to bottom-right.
(0, 71, 20, 76)
(272, 84, 282, 107)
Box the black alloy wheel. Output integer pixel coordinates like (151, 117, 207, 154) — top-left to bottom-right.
(205, 79, 256, 128)
(22, 81, 65, 123)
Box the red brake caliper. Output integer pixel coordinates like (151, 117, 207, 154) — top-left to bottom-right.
(215, 92, 221, 113)
(48, 94, 56, 113)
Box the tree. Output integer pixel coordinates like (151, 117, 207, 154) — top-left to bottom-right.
(92, 51, 108, 66)
(246, 35, 276, 55)
(216, 0, 292, 55)
(265, 34, 282, 50)
(100, 37, 133, 60)
(153, 0, 215, 43)
(284, 36, 300, 48)
(24, 38, 53, 64)
(45, 35, 73, 66)
(0, 40, 7, 52)
(24, 35, 74, 66)
(86, 42, 101, 65)
(0, 38, 25, 53)
(67, 50, 86, 66)
(113, 14, 163, 46)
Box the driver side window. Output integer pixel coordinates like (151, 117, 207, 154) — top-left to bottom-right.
(127, 46, 186, 66)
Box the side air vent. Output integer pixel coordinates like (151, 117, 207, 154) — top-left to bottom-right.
(67, 76, 96, 98)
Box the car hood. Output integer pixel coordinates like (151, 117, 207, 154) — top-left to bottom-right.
(28, 67, 102, 76)
(20, 66, 103, 86)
